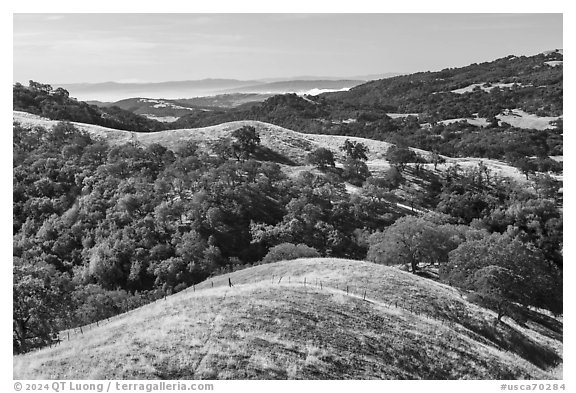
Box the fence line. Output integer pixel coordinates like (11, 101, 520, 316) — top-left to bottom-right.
(52, 273, 463, 347)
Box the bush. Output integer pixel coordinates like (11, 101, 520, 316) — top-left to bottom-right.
(307, 148, 335, 169)
(262, 243, 321, 264)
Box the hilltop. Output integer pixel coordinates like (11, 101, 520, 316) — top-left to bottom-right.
(13, 258, 562, 380)
(89, 94, 277, 122)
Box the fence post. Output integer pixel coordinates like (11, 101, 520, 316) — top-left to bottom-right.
(80, 326, 83, 335)
(211, 281, 214, 288)
(346, 285, 349, 295)
(67, 331, 70, 341)
(363, 290, 366, 300)
(304, 277, 307, 286)
(320, 281, 323, 290)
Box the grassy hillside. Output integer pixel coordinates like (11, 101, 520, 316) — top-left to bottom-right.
(14, 258, 561, 380)
(13, 110, 537, 183)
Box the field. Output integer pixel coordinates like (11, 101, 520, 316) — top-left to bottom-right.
(14, 258, 562, 380)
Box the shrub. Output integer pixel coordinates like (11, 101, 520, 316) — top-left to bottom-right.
(307, 148, 335, 169)
(262, 242, 320, 264)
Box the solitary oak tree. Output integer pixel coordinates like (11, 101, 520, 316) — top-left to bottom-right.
(231, 126, 261, 161)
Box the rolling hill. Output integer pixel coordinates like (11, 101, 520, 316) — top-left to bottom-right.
(12, 110, 537, 183)
(88, 94, 277, 122)
(13, 258, 562, 380)
(325, 50, 563, 117)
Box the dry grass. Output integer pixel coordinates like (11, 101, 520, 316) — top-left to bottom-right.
(14, 258, 561, 380)
(14, 110, 548, 186)
(12, 111, 393, 164)
(496, 109, 560, 131)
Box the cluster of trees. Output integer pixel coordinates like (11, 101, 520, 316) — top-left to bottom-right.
(365, 158, 563, 320)
(14, 81, 165, 132)
(367, 213, 562, 320)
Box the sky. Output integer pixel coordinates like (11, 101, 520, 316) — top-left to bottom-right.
(13, 13, 563, 84)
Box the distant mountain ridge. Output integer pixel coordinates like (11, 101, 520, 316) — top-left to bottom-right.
(57, 79, 262, 101)
(56, 77, 380, 101)
(258, 72, 402, 82)
(223, 79, 363, 94)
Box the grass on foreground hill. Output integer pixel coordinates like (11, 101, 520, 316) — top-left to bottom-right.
(14, 258, 561, 380)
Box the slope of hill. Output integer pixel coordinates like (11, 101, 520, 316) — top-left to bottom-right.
(13, 111, 538, 183)
(174, 93, 275, 108)
(325, 50, 563, 119)
(13, 258, 561, 380)
(90, 94, 276, 122)
(13, 82, 166, 132)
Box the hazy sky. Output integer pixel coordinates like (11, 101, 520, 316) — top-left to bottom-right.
(13, 13, 563, 84)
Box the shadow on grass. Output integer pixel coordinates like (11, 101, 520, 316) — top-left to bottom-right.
(253, 146, 298, 166)
(458, 316, 562, 370)
(513, 307, 563, 342)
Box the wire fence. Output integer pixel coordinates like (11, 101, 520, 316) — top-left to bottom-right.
(49, 274, 472, 349)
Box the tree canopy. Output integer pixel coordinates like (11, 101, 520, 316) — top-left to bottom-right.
(307, 147, 335, 170)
